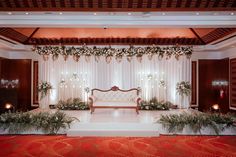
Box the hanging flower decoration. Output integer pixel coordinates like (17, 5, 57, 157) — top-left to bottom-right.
(33, 45, 193, 62)
(158, 80, 167, 88)
(38, 81, 53, 100)
(176, 81, 191, 97)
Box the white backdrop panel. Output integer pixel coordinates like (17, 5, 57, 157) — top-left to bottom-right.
(39, 55, 191, 109)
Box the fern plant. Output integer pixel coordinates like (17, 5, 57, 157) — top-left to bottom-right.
(0, 111, 77, 134)
(158, 112, 236, 135)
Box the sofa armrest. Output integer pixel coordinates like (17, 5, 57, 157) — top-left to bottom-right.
(134, 97, 142, 105)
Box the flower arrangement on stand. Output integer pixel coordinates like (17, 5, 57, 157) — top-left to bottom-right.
(38, 81, 53, 100)
(176, 81, 191, 96)
(176, 81, 191, 108)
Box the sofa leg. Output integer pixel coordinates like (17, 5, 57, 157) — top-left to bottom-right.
(90, 108, 95, 114)
(136, 108, 139, 114)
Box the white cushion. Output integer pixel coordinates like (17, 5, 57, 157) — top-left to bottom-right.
(93, 101, 137, 107)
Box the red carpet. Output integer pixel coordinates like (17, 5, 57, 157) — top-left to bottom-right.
(0, 135, 235, 157)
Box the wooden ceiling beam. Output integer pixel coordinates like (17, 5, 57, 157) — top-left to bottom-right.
(24, 27, 40, 44)
(189, 28, 206, 44)
(28, 37, 203, 45)
(0, 0, 235, 11)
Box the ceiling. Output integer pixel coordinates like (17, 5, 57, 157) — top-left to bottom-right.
(0, 0, 235, 11)
(0, 0, 235, 46)
(0, 27, 235, 45)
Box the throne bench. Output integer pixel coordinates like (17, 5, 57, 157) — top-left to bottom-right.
(89, 86, 141, 114)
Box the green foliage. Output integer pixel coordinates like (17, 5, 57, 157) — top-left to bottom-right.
(0, 111, 77, 134)
(158, 112, 236, 135)
(56, 98, 89, 110)
(140, 97, 172, 110)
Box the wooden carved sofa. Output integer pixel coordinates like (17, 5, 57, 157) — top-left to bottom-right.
(89, 86, 141, 114)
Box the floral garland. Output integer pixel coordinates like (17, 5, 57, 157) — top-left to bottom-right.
(176, 81, 191, 96)
(33, 45, 192, 62)
(38, 81, 52, 100)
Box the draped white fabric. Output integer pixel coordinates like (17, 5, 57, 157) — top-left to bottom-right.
(39, 54, 191, 109)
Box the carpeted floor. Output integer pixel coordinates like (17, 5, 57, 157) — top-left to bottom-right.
(0, 135, 235, 157)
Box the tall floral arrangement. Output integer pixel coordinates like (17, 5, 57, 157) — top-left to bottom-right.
(176, 81, 191, 96)
(38, 81, 52, 100)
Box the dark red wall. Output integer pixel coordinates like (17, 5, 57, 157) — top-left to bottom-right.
(0, 59, 31, 111)
(198, 59, 229, 113)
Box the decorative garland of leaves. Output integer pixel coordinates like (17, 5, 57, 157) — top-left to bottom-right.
(56, 98, 89, 110)
(140, 97, 174, 110)
(158, 112, 236, 135)
(0, 111, 77, 134)
(33, 45, 192, 61)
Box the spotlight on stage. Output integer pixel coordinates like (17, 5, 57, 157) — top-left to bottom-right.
(211, 104, 220, 112)
(5, 103, 12, 109)
(5, 103, 15, 112)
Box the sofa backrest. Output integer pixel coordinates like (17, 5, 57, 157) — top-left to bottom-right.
(92, 86, 139, 102)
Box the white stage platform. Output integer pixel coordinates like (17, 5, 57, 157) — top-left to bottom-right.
(33, 108, 190, 137)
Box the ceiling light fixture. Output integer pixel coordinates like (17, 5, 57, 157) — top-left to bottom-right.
(25, 12, 29, 15)
(59, 12, 63, 15)
(8, 12, 12, 15)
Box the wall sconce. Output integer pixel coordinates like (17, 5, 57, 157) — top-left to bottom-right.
(1, 79, 19, 88)
(212, 80, 228, 87)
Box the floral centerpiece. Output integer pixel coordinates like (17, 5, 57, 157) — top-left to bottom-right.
(176, 81, 191, 96)
(38, 81, 52, 100)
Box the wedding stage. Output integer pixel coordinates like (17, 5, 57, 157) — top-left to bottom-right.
(22, 108, 234, 137)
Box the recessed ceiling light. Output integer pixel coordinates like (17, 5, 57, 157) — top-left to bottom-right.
(162, 12, 166, 16)
(94, 13, 97, 15)
(230, 12, 234, 15)
(25, 12, 29, 15)
(128, 13, 132, 15)
(196, 12, 199, 15)
(59, 12, 63, 15)
(8, 12, 12, 15)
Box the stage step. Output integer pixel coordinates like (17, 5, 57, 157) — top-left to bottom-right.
(67, 123, 160, 137)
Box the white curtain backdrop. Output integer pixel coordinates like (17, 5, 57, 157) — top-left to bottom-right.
(39, 54, 191, 109)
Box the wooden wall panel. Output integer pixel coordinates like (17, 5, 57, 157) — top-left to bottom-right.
(191, 61, 197, 105)
(230, 58, 236, 109)
(33, 61, 39, 104)
(0, 59, 32, 111)
(198, 59, 229, 113)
